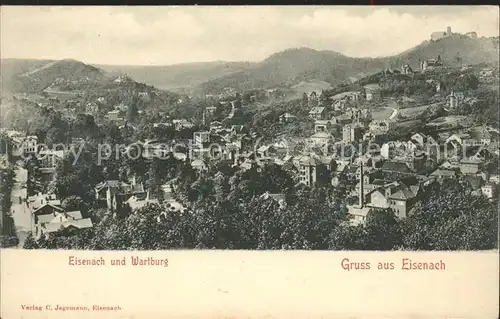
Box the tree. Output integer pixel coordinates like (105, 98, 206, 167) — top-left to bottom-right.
(401, 179, 498, 250)
(363, 208, 402, 250)
(24, 156, 43, 196)
(147, 159, 161, 199)
(54, 149, 103, 201)
(72, 114, 99, 140)
(0, 167, 18, 248)
(0, 133, 13, 162)
(126, 102, 139, 123)
(61, 195, 84, 212)
(301, 93, 308, 108)
(23, 232, 39, 249)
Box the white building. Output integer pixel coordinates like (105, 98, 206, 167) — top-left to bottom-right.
(431, 26, 452, 41)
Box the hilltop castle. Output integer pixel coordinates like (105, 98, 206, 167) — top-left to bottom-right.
(431, 26, 453, 41)
(430, 26, 478, 41)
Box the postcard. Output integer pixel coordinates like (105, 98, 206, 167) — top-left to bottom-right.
(1, 5, 499, 319)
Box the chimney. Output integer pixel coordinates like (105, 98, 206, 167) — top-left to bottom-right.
(359, 164, 364, 208)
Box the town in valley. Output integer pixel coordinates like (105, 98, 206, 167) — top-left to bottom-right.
(1, 7, 499, 251)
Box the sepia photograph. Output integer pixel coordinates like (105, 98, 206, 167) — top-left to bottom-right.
(0, 5, 499, 255)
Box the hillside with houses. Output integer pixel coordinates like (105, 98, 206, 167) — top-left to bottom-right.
(0, 25, 498, 251)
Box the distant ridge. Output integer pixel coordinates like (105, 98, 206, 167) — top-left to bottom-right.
(2, 34, 498, 95)
(196, 35, 499, 94)
(96, 61, 256, 92)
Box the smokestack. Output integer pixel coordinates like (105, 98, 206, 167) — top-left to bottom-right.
(359, 164, 364, 208)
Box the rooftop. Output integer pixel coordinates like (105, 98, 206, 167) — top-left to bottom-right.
(298, 155, 322, 166)
(309, 107, 325, 114)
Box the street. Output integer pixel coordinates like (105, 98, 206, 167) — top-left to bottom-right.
(10, 161, 31, 247)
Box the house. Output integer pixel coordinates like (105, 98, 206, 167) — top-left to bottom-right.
(125, 194, 160, 212)
(28, 193, 61, 211)
(369, 120, 393, 133)
(11, 135, 38, 157)
(329, 91, 362, 102)
(94, 179, 146, 212)
(469, 127, 493, 145)
(481, 183, 497, 199)
(380, 161, 414, 175)
(364, 84, 382, 101)
(310, 132, 333, 146)
(329, 91, 362, 111)
(257, 145, 274, 158)
(279, 113, 297, 124)
(309, 107, 326, 120)
(420, 55, 443, 71)
(365, 180, 420, 218)
(274, 154, 294, 167)
(307, 91, 319, 102)
(343, 124, 363, 144)
(38, 149, 65, 174)
(209, 121, 223, 131)
(297, 155, 328, 187)
(449, 90, 465, 109)
(193, 131, 211, 147)
(410, 133, 437, 148)
(459, 157, 484, 175)
(347, 205, 372, 225)
(314, 119, 336, 133)
(394, 152, 426, 173)
(36, 210, 93, 238)
(32, 202, 64, 225)
(332, 99, 348, 111)
(259, 192, 287, 209)
(429, 168, 457, 183)
(106, 110, 121, 121)
(21, 136, 38, 156)
(446, 133, 477, 150)
(191, 159, 208, 171)
(173, 119, 194, 130)
(105, 110, 125, 126)
(381, 140, 419, 158)
(401, 64, 413, 74)
(138, 92, 150, 102)
(334, 113, 353, 125)
(237, 158, 257, 171)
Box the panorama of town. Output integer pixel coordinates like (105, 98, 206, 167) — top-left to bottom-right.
(1, 26, 499, 250)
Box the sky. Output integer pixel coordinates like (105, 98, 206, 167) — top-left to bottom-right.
(1, 6, 499, 66)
